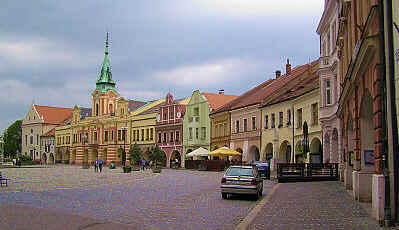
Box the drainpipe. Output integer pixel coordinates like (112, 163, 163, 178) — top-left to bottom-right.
(379, 0, 393, 226)
(383, 0, 399, 223)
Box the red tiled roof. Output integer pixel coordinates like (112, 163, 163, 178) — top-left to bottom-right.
(202, 93, 239, 111)
(128, 100, 147, 112)
(264, 61, 319, 105)
(212, 60, 319, 114)
(34, 105, 73, 125)
(41, 128, 55, 137)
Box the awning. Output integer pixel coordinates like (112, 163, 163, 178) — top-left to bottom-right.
(186, 147, 210, 157)
(209, 147, 242, 157)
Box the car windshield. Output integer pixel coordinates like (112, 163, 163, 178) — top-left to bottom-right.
(226, 167, 254, 177)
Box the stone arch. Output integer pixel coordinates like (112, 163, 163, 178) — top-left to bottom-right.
(324, 132, 330, 163)
(310, 137, 322, 163)
(83, 149, 89, 165)
(331, 128, 339, 163)
(90, 149, 98, 164)
(55, 151, 62, 164)
(171, 150, 181, 168)
(247, 145, 260, 163)
(71, 149, 76, 164)
(279, 141, 291, 163)
(42, 153, 47, 164)
(116, 148, 123, 163)
(63, 150, 70, 164)
(264, 143, 273, 162)
(102, 148, 108, 164)
(360, 89, 374, 169)
(49, 153, 55, 164)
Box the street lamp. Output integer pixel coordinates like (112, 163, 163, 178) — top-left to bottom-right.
(121, 127, 127, 166)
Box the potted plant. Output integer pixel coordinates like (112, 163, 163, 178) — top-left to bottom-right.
(149, 145, 165, 173)
(129, 143, 142, 171)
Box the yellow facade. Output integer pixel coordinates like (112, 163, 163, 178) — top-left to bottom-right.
(261, 89, 321, 170)
(210, 111, 231, 151)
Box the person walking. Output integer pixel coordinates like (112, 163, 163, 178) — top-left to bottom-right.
(141, 159, 145, 171)
(94, 160, 98, 172)
(98, 159, 103, 173)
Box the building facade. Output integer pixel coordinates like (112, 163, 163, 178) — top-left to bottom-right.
(210, 110, 231, 151)
(183, 90, 237, 165)
(316, 0, 341, 170)
(155, 93, 189, 168)
(22, 104, 72, 161)
(40, 128, 55, 164)
(337, 0, 385, 221)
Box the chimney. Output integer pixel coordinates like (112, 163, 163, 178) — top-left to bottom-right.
(286, 58, 291, 75)
(275, 70, 281, 78)
(218, 89, 225, 94)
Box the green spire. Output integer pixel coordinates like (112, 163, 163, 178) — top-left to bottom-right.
(96, 32, 116, 93)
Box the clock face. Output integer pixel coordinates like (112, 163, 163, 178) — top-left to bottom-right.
(177, 112, 181, 118)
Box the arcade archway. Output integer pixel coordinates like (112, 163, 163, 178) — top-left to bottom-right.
(264, 143, 273, 162)
(49, 153, 55, 164)
(310, 138, 322, 163)
(248, 145, 260, 163)
(279, 141, 291, 163)
(171, 150, 181, 168)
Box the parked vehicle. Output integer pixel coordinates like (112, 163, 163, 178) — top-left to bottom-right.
(220, 165, 263, 200)
(252, 161, 270, 179)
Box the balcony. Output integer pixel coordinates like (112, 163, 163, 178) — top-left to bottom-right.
(319, 56, 332, 69)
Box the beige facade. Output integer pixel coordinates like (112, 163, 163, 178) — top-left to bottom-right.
(230, 105, 261, 163)
(261, 89, 322, 171)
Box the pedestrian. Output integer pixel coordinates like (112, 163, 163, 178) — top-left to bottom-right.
(141, 159, 145, 171)
(98, 159, 103, 173)
(175, 158, 179, 168)
(94, 160, 98, 172)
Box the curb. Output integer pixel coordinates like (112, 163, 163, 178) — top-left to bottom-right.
(234, 183, 280, 230)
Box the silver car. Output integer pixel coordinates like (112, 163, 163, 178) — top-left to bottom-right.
(220, 165, 263, 200)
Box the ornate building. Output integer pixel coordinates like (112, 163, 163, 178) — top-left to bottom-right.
(155, 93, 190, 168)
(337, 0, 386, 221)
(316, 0, 341, 169)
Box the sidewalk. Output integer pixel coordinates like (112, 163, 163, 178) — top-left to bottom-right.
(242, 181, 386, 230)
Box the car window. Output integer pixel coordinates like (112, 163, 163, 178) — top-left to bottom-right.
(226, 167, 254, 177)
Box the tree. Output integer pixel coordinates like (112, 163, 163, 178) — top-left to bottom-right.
(129, 143, 142, 166)
(149, 145, 166, 168)
(3, 120, 22, 158)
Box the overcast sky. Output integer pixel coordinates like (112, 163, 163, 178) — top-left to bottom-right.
(0, 0, 324, 132)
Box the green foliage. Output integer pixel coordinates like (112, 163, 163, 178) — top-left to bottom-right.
(129, 143, 142, 165)
(149, 145, 166, 167)
(3, 120, 22, 158)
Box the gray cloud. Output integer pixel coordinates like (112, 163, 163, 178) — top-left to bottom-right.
(0, 0, 323, 131)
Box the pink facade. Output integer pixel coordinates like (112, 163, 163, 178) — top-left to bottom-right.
(155, 93, 187, 168)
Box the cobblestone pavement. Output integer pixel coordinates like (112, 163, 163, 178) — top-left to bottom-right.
(247, 181, 385, 230)
(0, 166, 276, 230)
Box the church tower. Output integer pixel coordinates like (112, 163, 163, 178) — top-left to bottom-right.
(92, 33, 119, 117)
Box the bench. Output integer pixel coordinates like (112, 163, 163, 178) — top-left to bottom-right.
(0, 172, 10, 187)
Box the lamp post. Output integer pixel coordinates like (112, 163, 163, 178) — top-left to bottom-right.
(121, 127, 127, 166)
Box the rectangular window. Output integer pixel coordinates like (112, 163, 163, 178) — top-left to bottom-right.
(163, 132, 167, 143)
(94, 131, 97, 142)
(236, 120, 240, 133)
(146, 129, 149, 141)
(215, 124, 219, 137)
(196, 128, 199, 139)
(150, 128, 153, 140)
(36, 134, 39, 145)
(201, 127, 206, 139)
(141, 129, 144, 141)
(312, 103, 319, 125)
(176, 131, 180, 142)
(194, 107, 199, 116)
(118, 130, 121, 141)
(164, 112, 167, 120)
(158, 132, 161, 143)
(189, 128, 193, 140)
(223, 123, 226, 136)
(252, 117, 256, 130)
(170, 111, 174, 119)
(170, 131, 174, 142)
(105, 131, 108, 142)
(189, 117, 193, 123)
(264, 115, 268, 129)
(287, 109, 291, 126)
(326, 79, 332, 105)
(243, 119, 248, 132)
(297, 108, 303, 128)
(80, 133, 82, 143)
(271, 113, 275, 128)
(111, 130, 114, 141)
(279, 112, 283, 127)
(25, 135, 27, 145)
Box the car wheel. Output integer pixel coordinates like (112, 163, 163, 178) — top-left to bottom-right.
(222, 193, 228, 199)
